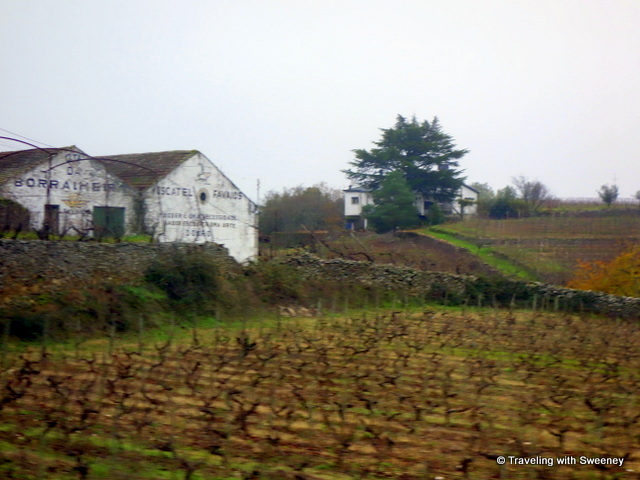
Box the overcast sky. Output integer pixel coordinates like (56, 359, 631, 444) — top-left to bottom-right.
(2, 0, 639, 201)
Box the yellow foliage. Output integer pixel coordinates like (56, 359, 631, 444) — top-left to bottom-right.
(568, 245, 640, 297)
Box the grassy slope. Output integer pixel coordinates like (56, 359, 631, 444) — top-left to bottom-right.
(1, 307, 639, 480)
(419, 213, 640, 284)
(416, 227, 538, 281)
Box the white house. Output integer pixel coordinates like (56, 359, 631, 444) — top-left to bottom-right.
(0, 146, 258, 263)
(343, 186, 374, 230)
(343, 183, 479, 230)
(413, 183, 479, 217)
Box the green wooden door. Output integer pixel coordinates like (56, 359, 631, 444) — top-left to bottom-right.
(93, 206, 125, 239)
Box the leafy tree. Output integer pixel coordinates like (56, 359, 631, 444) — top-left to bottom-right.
(476, 178, 550, 218)
(427, 202, 446, 225)
(634, 190, 640, 207)
(343, 115, 469, 203)
(469, 182, 495, 217)
(469, 182, 495, 199)
(259, 184, 342, 236)
(363, 171, 419, 233)
(489, 186, 523, 219)
(568, 245, 640, 297)
(512, 176, 551, 215)
(597, 184, 619, 207)
(456, 197, 475, 219)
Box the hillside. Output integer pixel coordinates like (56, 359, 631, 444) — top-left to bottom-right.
(297, 231, 502, 278)
(423, 210, 640, 284)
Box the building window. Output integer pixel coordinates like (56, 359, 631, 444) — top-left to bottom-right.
(198, 188, 209, 204)
(351, 197, 360, 205)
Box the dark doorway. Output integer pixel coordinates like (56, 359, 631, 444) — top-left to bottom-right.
(44, 204, 60, 236)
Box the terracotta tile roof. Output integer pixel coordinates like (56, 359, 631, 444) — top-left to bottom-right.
(0, 146, 82, 186)
(94, 150, 198, 190)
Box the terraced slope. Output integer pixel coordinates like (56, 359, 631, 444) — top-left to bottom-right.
(425, 212, 640, 284)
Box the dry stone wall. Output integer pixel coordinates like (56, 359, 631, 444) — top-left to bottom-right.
(0, 239, 235, 300)
(2, 244, 638, 319)
(282, 253, 471, 297)
(282, 253, 640, 319)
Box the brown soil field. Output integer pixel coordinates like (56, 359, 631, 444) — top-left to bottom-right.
(1, 308, 639, 479)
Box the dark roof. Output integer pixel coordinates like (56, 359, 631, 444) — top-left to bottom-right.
(94, 150, 198, 190)
(462, 183, 480, 194)
(343, 186, 370, 193)
(0, 146, 82, 186)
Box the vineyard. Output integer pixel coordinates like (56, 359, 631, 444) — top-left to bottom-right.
(1, 308, 639, 479)
(427, 212, 640, 284)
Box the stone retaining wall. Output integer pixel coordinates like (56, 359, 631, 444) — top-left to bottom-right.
(282, 253, 472, 297)
(0, 239, 235, 300)
(283, 253, 640, 318)
(2, 244, 638, 319)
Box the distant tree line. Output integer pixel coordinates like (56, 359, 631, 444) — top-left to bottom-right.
(470, 176, 553, 219)
(471, 178, 640, 218)
(259, 183, 343, 236)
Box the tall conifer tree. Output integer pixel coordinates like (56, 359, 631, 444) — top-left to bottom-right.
(344, 115, 468, 203)
(363, 171, 418, 233)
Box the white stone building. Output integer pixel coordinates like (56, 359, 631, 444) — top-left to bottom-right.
(0, 146, 258, 263)
(0, 146, 136, 237)
(96, 150, 257, 263)
(343, 183, 479, 230)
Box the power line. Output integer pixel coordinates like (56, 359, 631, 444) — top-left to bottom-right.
(0, 136, 259, 231)
(0, 141, 18, 150)
(0, 128, 55, 148)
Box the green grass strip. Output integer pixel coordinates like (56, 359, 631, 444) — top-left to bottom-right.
(416, 227, 538, 281)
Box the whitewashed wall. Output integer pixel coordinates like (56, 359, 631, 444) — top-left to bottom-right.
(143, 153, 257, 263)
(452, 185, 479, 217)
(0, 151, 135, 234)
(344, 190, 373, 217)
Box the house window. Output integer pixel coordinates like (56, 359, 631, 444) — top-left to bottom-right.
(351, 197, 360, 205)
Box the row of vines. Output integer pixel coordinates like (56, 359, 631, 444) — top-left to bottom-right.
(1, 309, 639, 479)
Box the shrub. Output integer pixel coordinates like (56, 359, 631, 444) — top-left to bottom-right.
(568, 244, 640, 297)
(244, 261, 306, 304)
(144, 249, 221, 311)
(0, 284, 166, 341)
(427, 203, 445, 225)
